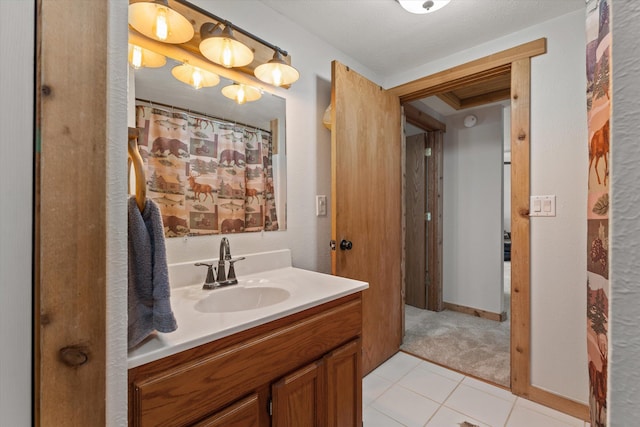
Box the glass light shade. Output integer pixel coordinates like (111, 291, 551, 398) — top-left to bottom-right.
(199, 23, 254, 68)
(129, 1, 194, 44)
(254, 51, 300, 87)
(397, 0, 450, 14)
(128, 44, 166, 69)
(221, 84, 261, 105)
(171, 63, 220, 89)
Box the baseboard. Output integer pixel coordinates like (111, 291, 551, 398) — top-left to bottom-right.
(444, 302, 507, 322)
(526, 386, 590, 421)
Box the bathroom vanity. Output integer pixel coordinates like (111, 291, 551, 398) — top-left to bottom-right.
(128, 251, 367, 427)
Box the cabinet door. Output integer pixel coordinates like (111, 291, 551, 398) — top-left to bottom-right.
(192, 394, 260, 427)
(272, 361, 325, 427)
(325, 340, 362, 427)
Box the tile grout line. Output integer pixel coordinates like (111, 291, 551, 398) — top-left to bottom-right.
(501, 395, 519, 426)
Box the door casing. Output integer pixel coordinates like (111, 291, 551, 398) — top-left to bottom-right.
(389, 38, 588, 419)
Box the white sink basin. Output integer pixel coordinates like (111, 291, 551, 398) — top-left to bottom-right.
(194, 285, 290, 313)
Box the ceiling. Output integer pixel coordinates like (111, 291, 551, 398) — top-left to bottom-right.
(260, 0, 583, 117)
(260, 0, 584, 79)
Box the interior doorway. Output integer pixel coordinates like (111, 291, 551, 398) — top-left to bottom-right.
(402, 101, 512, 387)
(388, 38, 547, 396)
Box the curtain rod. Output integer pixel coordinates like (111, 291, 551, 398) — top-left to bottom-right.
(135, 98, 271, 134)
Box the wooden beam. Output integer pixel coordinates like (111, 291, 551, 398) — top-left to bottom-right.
(388, 38, 546, 101)
(37, 0, 107, 425)
(399, 65, 512, 104)
(510, 58, 531, 397)
(436, 92, 461, 110)
(404, 103, 446, 132)
(459, 88, 512, 109)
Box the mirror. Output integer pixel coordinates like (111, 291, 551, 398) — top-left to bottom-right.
(131, 56, 287, 236)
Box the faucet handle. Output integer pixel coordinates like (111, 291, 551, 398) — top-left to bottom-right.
(226, 257, 246, 282)
(195, 262, 217, 289)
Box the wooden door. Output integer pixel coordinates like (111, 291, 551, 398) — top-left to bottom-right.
(405, 134, 427, 308)
(404, 132, 444, 312)
(272, 361, 324, 427)
(331, 61, 403, 374)
(324, 340, 362, 427)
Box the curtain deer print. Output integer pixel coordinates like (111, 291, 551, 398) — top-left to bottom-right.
(135, 104, 279, 237)
(585, 1, 610, 426)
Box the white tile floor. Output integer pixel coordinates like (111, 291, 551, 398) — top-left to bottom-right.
(363, 352, 591, 427)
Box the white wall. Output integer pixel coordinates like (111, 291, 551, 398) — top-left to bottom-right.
(0, 0, 35, 426)
(443, 105, 504, 314)
(610, 1, 640, 424)
(388, 10, 590, 403)
(0, 2, 33, 426)
(106, 1, 130, 425)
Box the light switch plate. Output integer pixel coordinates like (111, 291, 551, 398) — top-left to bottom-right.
(316, 195, 327, 216)
(530, 195, 556, 217)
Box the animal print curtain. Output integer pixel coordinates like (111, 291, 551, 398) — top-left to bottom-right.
(585, 1, 610, 426)
(134, 103, 279, 237)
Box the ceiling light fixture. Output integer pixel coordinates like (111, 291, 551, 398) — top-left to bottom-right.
(171, 63, 220, 89)
(254, 49, 300, 87)
(129, 0, 194, 43)
(221, 83, 262, 105)
(396, 0, 451, 14)
(199, 22, 254, 68)
(128, 44, 166, 69)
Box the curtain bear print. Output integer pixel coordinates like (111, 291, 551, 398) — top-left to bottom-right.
(135, 104, 279, 237)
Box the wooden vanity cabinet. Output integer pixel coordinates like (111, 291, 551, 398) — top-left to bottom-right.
(128, 293, 363, 427)
(272, 339, 362, 427)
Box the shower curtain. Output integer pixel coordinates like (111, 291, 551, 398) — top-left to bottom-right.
(135, 104, 279, 237)
(585, 1, 610, 426)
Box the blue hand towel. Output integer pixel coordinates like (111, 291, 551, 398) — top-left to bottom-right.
(128, 196, 177, 349)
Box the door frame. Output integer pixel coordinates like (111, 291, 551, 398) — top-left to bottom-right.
(389, 39, 587, 419)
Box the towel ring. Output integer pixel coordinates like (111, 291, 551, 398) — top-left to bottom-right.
(128, 127, 146, 212)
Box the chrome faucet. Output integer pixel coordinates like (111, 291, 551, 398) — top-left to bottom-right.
(216, 237, 245, 286)
(195, 237, 245, 289)
(217, 237, 231, 282)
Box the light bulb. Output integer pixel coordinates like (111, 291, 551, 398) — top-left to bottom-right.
(191, 68, 203, 89)
(271, 67, 283, 87)
(221, 39, 233, 68)
(131, 45, 143, 69)
(154, 7, 169, 41)
(236, 85, 246, 104)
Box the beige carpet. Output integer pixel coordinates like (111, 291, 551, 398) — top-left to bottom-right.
(401, 264, 511, 387)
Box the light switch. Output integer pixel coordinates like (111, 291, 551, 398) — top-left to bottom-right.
(533, 199, 542, 213)
(316, 195, 327, 216)
(530, 195, 556, 217)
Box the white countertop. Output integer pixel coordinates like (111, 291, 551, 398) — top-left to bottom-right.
(128, 265, 368, 369)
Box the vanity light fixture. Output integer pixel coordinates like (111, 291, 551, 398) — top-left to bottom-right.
(128, 0, 301, 94)
(171, 63, 220, 89)
(129, 0, 194, 43)
(128, 44, 166, 69)
(221, 83, 261, 105)
(254, 49, 300, 87)
(396, 0, 451, 14)
(199, 22, 254, 68)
